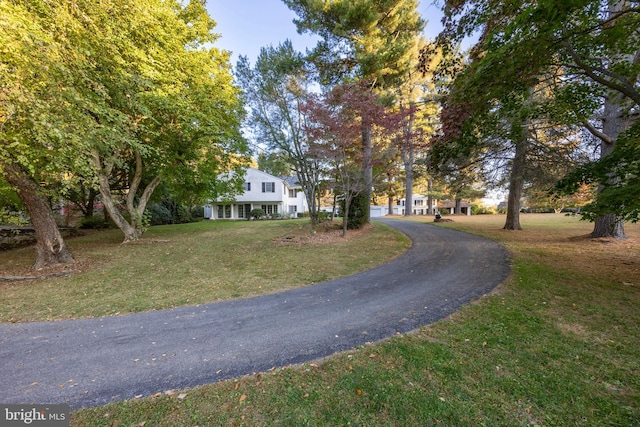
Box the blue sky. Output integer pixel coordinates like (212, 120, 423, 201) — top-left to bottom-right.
(205, 0, 446, 65)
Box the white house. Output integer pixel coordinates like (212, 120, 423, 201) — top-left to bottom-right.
(396, 193, 435, 216)
(204, 168, 308, 220)
(370, 194, 471, 217)
(370, 194, 434, 217)
(397, 194, 471, 215)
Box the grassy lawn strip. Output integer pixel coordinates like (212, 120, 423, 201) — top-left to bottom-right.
(69, 214, 640, 426)
(0, 219, 410, 322)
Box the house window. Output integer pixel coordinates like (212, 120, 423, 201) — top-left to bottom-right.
(261, 204, 278, 215)
(414, 199, 424, 206)
(289, 206, 297, 214)
(238, 204, 245, 218)
(243, 182, 251, 191)
(217, 205, 231, 219)
(262, 182, 275, 193)
(288, 189, 297, 198)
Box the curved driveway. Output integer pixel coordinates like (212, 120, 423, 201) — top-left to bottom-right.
(0, 219, 510, 409)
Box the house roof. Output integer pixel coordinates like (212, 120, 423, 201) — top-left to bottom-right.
(438, 200, 472, 208)
(280, 175, 302, 189)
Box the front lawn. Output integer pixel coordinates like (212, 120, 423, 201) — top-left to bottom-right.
(0, 219, 409, 322)
(5, 214, 640, 426)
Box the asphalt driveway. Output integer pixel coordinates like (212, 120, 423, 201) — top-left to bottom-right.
(0, 219, 510, 409)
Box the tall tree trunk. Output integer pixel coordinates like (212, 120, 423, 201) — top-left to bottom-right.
(331, 193, 337, 221)
(342, 195, 351, 237)
(92, 157, 140, 242)
(361, 123, 373, 224)
(427, 178, 434, 214)
(504, 130, 528, 230)
(591, 92, 627, 238)
(296, 160, 319, 226)
(404, 159, 414, 216)
(91, 150, 161, 243)
(96, 171, 141, 242)
(387, 195, 394, 216)
(3, 162, 74, 270)
(402, 108, 416, 216)
(85, 187, 97, 218)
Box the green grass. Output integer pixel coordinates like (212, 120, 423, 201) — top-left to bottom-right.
(6, 214, 640, 426)
(0, 219, 409, 322)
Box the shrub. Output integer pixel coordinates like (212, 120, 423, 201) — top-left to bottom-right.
(0, 208, 29, 226)
(175, 205, 192, 224)
(249, 208, 265, 220)
(318, 211, 332, 222)
(147, 204, 172, 225)
(80, 215, 107, 229)
(190, 206, 205, 220)
(471, 204, 497, 215)
(343, 193, 368, 230)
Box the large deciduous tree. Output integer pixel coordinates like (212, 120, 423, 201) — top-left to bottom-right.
(437, 0, 639, 238)
(1, 0, 247, 269)
(304, 81, 400, 234)
(1, 0, 90, 268)
(236, 41, 323, 225)
(81, 0, 247, 242)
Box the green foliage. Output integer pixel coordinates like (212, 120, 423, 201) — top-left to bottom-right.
(471, 204, 496, 215)
(190, 206, 205, 220)
(249, 208, 266, 220)
(438, 0, 639, 226)
(284, 0, 425, 88)
(1, 0, 249, 242)
(557, 123, 640, 222)
(146, 200, 195, 226)
(147, 204, 172, 226)
(257, 152, 293, 177)
(342, 193, 369, 230)
(0, 180, 22, 210)
(0, 208, 29, 226)
(80, 216, 108, 230)
(318, 211, 332, 222)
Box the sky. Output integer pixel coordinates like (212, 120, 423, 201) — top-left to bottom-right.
(205, 0, 447, 66)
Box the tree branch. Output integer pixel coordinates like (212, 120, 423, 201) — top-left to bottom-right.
(127, 150, 144, 216)
(564, 42, 640, 106)
(580, 118, 613, 145)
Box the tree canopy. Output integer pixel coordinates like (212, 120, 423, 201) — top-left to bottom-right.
(433, 0, 639, 236)
(1, 0, 247, 266)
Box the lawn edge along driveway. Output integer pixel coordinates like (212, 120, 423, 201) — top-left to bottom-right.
(0, 219, 510, 409)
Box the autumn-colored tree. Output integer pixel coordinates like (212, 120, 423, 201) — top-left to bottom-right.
(304, 81, 400, 235)
(284, 0, 425, 223)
